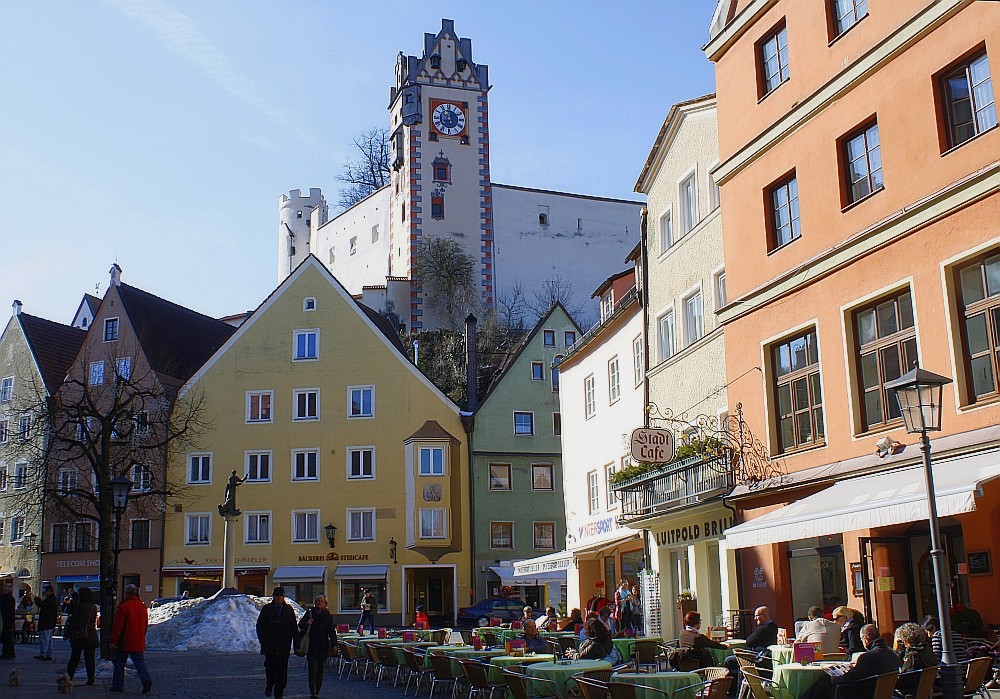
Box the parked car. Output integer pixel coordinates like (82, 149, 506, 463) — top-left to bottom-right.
(457, 598, 527, 627)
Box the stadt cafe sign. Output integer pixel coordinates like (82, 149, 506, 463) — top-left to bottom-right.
(630, 427, 675, 464)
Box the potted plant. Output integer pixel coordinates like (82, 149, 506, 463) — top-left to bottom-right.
(677, 589, 697, 617)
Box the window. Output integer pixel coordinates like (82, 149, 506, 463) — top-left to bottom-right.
(59, 469, 77, 495)
(431, 194, 444, 220)
(188, 453, 212, 484)
(633, 336, 644, 386)
(553, 412, 561, 437)
(0, 519, 4, 544)
(17, 414, 30, 441)
(531, 463, 553, 491)
(246, 391, 273, 423)
(420, 509, 447, 539)
(854, 290, 917, 430)
(941, 52, 997, 148)
(513, 411, 534, 435)
(832, 0, 868, 38)
(684, 291, 704, 346)
(371, 225, 380, 243)
(0, 377, 12, 402)
(9, 516, 25, 544)
(957, 252, 1000, 400)
(584, 375, 596, 418)
(564, 331, 576, 347)
(130, 519, 150, 549)
(0, 419, 7, 444)
(293, 329, 318, 360)
(658, 310, 676, 361)
(0, 464, 6, 490)
(533, 522, 556, 550)
(303, 297, 316, 311)
(543, 330, 555, 347)
(658, 210, 673, 253)
(419, 446, 445, 475)
(347, 447, 375, 479)
(349, 237, 357, 255)
(133, 411, 150, 435)
(552, 356, 563, 392)
(490, 521, 513, 549)
(51, 523, 69, 552)
(489, 463, 511, 491)
(709, 168, 721, 211)
(292, 450, 318, 481)
(131, 463, 152, 492)
(349, 386, 374, 418)
(339, 579, 387, 614)
(115, 357, 131, 382)
(608, 357, 621, 403)
(772, 329, 825, 452)
(715, 270, 728, 310)
(187, 515, 210, 545)
(104, 317, 119, 342)
(89, 361, 104, 385)
(605, 463, 618, 508)
(293, 510, 320, 542)
(769, 175, 801, 249)
(842, 121, 883, 204)
(246, 513, 270, 544)
(245, 451, 271, 482)
(531, 362, 544, 381)
(347, 508, 374, 541)
(759, 23, 790, 96)
(293, 389, 319, 421)
(680, 172, 699, 233)
(602, 292, 614, 320)
(13, 462, 27, 489)
(588, 470, 600, 514)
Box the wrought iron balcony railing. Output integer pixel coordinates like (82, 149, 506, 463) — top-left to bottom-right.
(611, 451, 735, 524)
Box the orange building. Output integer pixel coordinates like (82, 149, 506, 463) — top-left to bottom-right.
(707, 0, 1000, 631)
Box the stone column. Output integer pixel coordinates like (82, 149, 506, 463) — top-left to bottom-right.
(222, 512, 238, 591)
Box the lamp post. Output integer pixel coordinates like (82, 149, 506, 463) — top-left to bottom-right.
(389, 537, 398, 565)
(885, 363, 962, 699)
(110, 474, 133, 604)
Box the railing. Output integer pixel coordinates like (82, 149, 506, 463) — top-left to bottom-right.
(612, 452, 735, 523)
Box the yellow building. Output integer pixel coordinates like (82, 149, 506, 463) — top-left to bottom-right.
(161, 256, 471, 626)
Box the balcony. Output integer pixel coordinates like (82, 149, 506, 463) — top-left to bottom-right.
(611, 451, 735, 524)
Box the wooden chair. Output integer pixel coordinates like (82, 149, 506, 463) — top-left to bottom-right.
(504, 669, 560, 699)
(832, 671, 899, 699)
(896, 666, 938, 699)
(741, 667, 776, 699)
(962, 657, 993, 699)
(428, 653, 464, 699)
(458, 659, 507, 699)
(401, 648, 435, 696)
(697, 668, 731, 682)
(338, 641, 364, 680)
(633, 639, 662, 673)
(606, 681, 672, 699)
(573, 675, 611, 699)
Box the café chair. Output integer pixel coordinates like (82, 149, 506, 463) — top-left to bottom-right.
(961, 657, 992, 699)
(558, 636, 581, 653)
(364, 643, 387, 682)
(607, 681, 672, 699)
(460, 629, 475, 645)
(573, 675, 611, 699)
(582, 668, 614, 682)
(375, 644, 404, 688)
(430, 629, 451, 645)
(832, 671, 899, 699)
(428, 653, 465, 699)
(458, 659, 508, 699)
(504, 669, 560, 699)
(634, 639, 663, 673)
(697, 668, 730, 682)
(480, 631, 499, 647)
(896, 666, 938, 699)
(338, 641, 364, 680)
(740, 667, 776, 699)
(401, 648, 435, 696)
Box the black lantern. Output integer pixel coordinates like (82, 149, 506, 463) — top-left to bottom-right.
(24, 531, 38, 552)
(885, 363, 952, 433)
(324, 523, 337, 548)
(389, 537, 398, 564)
(110, 474, 134, 514)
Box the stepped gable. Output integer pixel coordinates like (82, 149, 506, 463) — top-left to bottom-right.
(18, 313, 87, 394)
(117, 283, 236, 383)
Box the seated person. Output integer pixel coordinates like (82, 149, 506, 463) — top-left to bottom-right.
(798, 606, 843, 654)
(598, 605, 620, 637)
(580, 612, 599, 640)
(679, 611, 729, 669)
(521, 620, 550, 654)
(834, 606, 867, 656)
(536, 606, 559, 632)
(801, 624, 899, 699)
(894, 622, 937, 697)
(724, 607, 779, 694)
(414, 604, 429, 629)
(920, 615, 969, 663)
(574, 618, 615, 662)
(519, 606, 535, 625)
(561, 608, 584, 632)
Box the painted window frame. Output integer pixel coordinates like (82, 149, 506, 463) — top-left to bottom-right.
(489, 463, 512, 491)
(188, 453, 212, 485)
(103, 317, 119, 342)
(840, 120, 884, 206)
(771, 328, 825, 453)
(245, 450, 272, 482)
(89, 361, 104, 386)
(758, 21, 790, 97)
(939, 50, 997, 150)
(584, 374, 596, 418)
(348, 385, 375, 419)
(292, 509, 320, 543)
(419, 508, 447, 539)
(292, 329, 319, 361)
(419, 446, 446, 476)
(292, 449, 319, 481)
(658, 309, 676, 362)
(245, 511, 271, 544)
(767, 172, 801, 251)
(246, 390, 274, 424)
(489, 521, 514, 550)
(543, 329, 556, 347)
(531, 463, 554, 491)
(608, 356, 621, 404)
(955, 251, 1000, 402)
(587, 470, 600, 514)
(347, 446, 375, 480)
(533, 521, 556, 551)
(130, 518, 151, 549)
(679, 167, 700, 234)
(185, 513, 211, 546)
(531, 362, 544, 381)
(0, 376, 12, 403)
(292, 388, 320, 421)
(658, 207, 673, 254)
(346, 507, 375, 542)
(683, 287, 705, 347)
(513, 411, 534, 436)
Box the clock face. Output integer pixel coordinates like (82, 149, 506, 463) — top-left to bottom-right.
(432, 102, 467, 136)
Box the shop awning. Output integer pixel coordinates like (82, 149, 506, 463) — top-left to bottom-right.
(512, 550, 576, 578)
(491, 565, 567, 586)
(724, 450, 1000, 549)
(272, 565, 327, 583)
(573, 533, 640, 556)
(55, 575, 101, 584)
(332, 564, 388, 579)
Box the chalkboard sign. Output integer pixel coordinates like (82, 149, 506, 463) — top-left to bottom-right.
(967, 551, 991, 576)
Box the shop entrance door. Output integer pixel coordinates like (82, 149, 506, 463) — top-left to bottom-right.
(860, 538, 917, 628)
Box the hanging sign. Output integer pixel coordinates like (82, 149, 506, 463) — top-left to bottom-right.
(630, 428, 675, 463)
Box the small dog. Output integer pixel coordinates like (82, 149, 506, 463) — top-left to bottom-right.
(8, 668, 20, 686)
(57, 673, 74, 694)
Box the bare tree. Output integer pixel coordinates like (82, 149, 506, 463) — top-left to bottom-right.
(336, 127, 391, 209)
(523, 274, 587, 322)
(413, 236, 478, 329)
(495, 281, 528, 332)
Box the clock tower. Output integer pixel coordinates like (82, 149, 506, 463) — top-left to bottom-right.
(388, 19, 493, 330)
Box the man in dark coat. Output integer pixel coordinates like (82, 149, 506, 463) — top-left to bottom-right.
(34, 586, 59, 661)
(256, 587, 299, 699)
(0, 583, 16, 659)
(725, 606, 779, 694)
(801, 624, 899, 699)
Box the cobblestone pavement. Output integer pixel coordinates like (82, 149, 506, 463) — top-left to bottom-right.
(1, 639, 413, 698)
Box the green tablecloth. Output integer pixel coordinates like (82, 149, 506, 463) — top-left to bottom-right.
(708, 639, 746, 665)
(611, 671, 702, 699)
(447, 648, 506, 675)
(487, 653, 555, 681)
(391, 642, 441, 665)
(773, 662, 836, 699)
(769, 645, 795, 666)
(525, 660, 612, 698)
(613, 636, 664, 659)
(421, 645, 459, 667)
(353, 636, 407, 654)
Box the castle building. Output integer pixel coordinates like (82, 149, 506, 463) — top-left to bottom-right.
(279, 20, 644, 331)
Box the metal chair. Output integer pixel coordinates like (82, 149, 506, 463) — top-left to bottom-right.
(430, 629, 450, 645)
(573, 675, 611, 699)
(460, 629, 475, 645)
(376, 643, 404, 688)
(504, 669, 560, 699)
(741, 667, 777, 699)
(364, 642, 386, 682)
(736, 651, 772, 699)
(428, 652, 464, 699)
(897, 666, 938, 699)
(633, 639, 662, 672)
(401, 648, 435, 696)
(458, 659, 508, 699)
(480, 631, 499, 647)
(832, 671, 899, 699)
(338, 641, 364, 680)
(607, 681, 672, 699)
(962, 657, 993, 699)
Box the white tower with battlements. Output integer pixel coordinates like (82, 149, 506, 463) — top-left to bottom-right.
(278, 188, 328, 279)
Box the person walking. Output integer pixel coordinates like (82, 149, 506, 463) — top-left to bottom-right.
(0, 583, 15, 659)
(110, 584, 153, 694)
(256, 587, 298, 699)
(298, 595, 338, 699)
(358, 588, 377, 633)
(34, 585, 59, 661)
(65, 586, 99, 686)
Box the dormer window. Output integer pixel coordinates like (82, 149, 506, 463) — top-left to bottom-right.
(602, 292, 614, 320)
(430, 54, 441, 70)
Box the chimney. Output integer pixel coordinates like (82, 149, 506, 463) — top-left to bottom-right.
(12, 300, 22, 316)
(109, 263, 122, 287)
(465, 313, 478, 412)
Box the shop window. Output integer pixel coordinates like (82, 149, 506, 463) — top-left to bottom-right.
(339, 579, 387, 613)
(787, 535, 848, 621)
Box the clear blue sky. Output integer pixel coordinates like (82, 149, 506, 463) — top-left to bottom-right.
(1, 1, 717, 323)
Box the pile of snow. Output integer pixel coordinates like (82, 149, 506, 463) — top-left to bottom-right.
(147, 594, 304, 652)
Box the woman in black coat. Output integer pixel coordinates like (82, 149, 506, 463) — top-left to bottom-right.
(298, 595, 338, 699)
(65, 587, 100, 685)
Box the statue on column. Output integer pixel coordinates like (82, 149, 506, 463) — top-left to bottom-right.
(219, 470, 247, 517)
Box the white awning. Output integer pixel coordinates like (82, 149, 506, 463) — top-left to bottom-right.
(491, 565, 567, 586)
(272, 565, 327, 583)
(512, 550, 575, 578)
(333, 564, 389, 579)
(724, 449, 1000, 549)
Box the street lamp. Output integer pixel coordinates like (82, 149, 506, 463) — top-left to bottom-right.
(886, 363, 961, 699)
(110, 474, 133, 601)
(24, 531, 38, 552)
(389, 537, 398, 564)
(324, 523, 337, 549)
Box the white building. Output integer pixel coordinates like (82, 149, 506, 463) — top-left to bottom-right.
(279, 19, 643, 331)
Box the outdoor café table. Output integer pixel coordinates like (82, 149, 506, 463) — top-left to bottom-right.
(420, 645, 460, 667)
(772, 662, 839, 699)
(486, 653, 555, 681)
(610, 670, 702, 699)
(708, 639, 747, 665)
(769, 645, 795, 666)
(354, 636, 407, 653)
(613, 636, 664, 660)
(391, 641, 440, 664)
(447, 648, 506, 674)
(525, 659, 612, 698)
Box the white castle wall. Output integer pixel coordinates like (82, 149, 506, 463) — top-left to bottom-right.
(311, 187, 391, 293)
(278, 188, 328, 279)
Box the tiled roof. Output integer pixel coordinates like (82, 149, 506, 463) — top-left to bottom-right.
(357, 302, 409, 357)
(18, 314, 87, 395)
(406, 420, 457, 442)
(117, 284, 236, 383)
